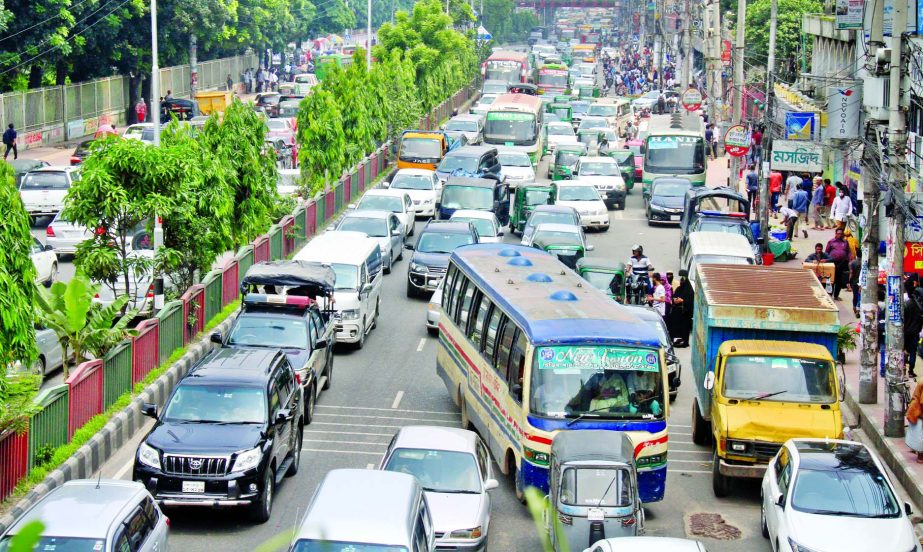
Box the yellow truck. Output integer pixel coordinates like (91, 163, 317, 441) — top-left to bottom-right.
(397, 130, 460, 171)
(689, 264, 843, 497)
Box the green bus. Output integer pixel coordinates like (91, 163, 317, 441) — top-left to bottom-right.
(315, 53, 354, 81)
(642, 112, 707, 189)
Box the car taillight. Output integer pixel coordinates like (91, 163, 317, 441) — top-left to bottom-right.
(70, 157, 81, 165)
(46, 226, 55, 237)
(165, 516, 170, 527)
(146, 284, 154, 298)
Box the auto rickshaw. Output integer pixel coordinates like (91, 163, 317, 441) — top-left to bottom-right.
(550, 144, 587, 180)
(510, 183, 557, 234)
(578, 85, 600, 99)
(530, 233, 590, 269)
(548, 102, 573, 124)
(553, 94, 572, 104)
(576, 258, 626, 302)
(576, 128, 604, 153)
(607, 150, 635, 190)
(545, 431, 643, 552)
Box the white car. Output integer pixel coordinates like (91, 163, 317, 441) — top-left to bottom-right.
(586, 101, 622, 129)
(632, 90, 662, 112)
(31, 237, 58, 287)
(555, 181, 610, 231)
(585, 537, 708, 552)
(496, 148, 535, 188)
(386, 169, 441, 217)
(761, 439, 921, 552)
(19, 166, 80, 218)
(450, 210, 504, 244)
(45, 211, 94, 256)
(333, 212, 405, 273)
(122, 123, 155, 142)
(425, 278, 444, 335)
(544, 122, 577, 155)
(573, 156, 627, 210)
(354, 188, 416, 236)
(577, 116, 610, 132)
(443, 114, 483, 145)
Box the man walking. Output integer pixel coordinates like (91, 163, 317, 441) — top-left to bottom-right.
(3, 123, 17, 160)
(823, 178, 836, 228)
(825, 227, 853, 301)
(792, 182, 809, 238)
(831, 184, 853, 230)
(745, 165, 759, 207)
(769, 170, 783, 215)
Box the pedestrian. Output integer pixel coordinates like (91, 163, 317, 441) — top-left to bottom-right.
(823, 178, 836, 228)
(784, 172, 802, 208)
(226, 73, 234, 92)
(704, 124, 716, 159)
(825, 227, 853, 300)
(769, 170, 783, 214)
(2, 123, 16, 160)
(848, 247, 861, 317)
(843, 228, 858, 258)
(831, 185, 853, 230)
(661, 272, 673, 318)
(811, 177, 825, 229)
(244, 68, 253, 93)
(905, 287, 923, 378)
(164, 89, 173, 101)
(745, 165, 759, 207)
(792, 182, 809, 238)
(134, 98, 147, 124)
(780, 203, 799, 241)
(649, 272, 667, 316)
(905, 375, 923, 462)
(751, 125, 763, 163)
(669, 269, 694, 347)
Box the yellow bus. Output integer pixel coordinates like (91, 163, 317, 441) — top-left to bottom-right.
(483, 94, 545, 167)
(436, 244, 669, 502)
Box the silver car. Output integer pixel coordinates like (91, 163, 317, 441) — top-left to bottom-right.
(380, 425, 497, 551)
(444, 114, 483, 145)
(426, 276, 444, 336)
(334, 210, 405, 273)
(45, 211, 94, 256)
(0, 479, 169, 552)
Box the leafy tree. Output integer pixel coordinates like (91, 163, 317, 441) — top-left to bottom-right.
(745, 0, 821, 79)
(322, 61, 376, 167)
(307, 0, 356, 36)
(297, 84, 347, 194)
(0, 161, 37, 369)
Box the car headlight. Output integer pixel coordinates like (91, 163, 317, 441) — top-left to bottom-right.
(137, 442, 161, 470)
(596, 207, 607, 215)
(650, 203, 665, 211)
(787, 538, 822, 552)
(341, 309, 361, 320)
(448, 526, 483, 539)
(231, 447, 262, 473)
(410, 262, 428, 273)
(423, 198, 432, 204)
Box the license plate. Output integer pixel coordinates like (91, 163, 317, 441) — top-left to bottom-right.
(182, 481, 205, 493)
(670, 215, 680, 221)
(588, 508, 605, 521)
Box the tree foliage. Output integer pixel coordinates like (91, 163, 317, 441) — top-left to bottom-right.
(0, 161, 37, 369)
(744, 0, 821, 79)
(480, 0, 538, 43)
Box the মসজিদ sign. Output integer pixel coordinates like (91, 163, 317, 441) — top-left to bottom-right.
(769, 140, 823, 172)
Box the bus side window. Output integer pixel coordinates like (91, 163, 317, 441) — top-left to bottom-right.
(470, 294, 492, 346)
(494, 319, 514, 375)
(443, 265, 459, 316)
(483, 308, 504, 361)
(457, 281, 476, 327)
(507, 329, 527, 403)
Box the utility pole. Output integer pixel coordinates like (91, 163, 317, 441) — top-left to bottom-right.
(729, 0, 746, 188)
(884, 0, 908, 438)
(189, 34, 197, 98)
(367, 0, 372, 70)
(757, 0, 777, 251)
(150, 0, 160, 147)
(859, 0, 884, 405)
(683, 0, 692, 86)
(709, 1, 722, 123)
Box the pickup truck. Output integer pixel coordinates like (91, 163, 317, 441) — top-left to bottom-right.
(689, 264, 843, 497)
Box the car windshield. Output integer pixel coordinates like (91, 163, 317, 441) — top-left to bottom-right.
(266, 119, 288, 131)
(529, 211, 576, 227)
(579, 118, 607, 130)
(0, 537, 104, 552)
(326, 263, 359, 290)
(556, 151, 582, 165)
(695, 220, 754, 242)
(534, 230, 581, 246)
(692, 254, 753, 266)
(478, 95, 497, 106)
(292, 542, 408, 552)
(483, 82, 509, 95)
(417, 231, 476, 254)
(20, 172, 69, 190)
(390, 174, 434, 191)
(547, 125, 574, 136)
(124, 126, 146, 137)
(644, 135, 706, 174)
(454, 217, 497, 237)
(587, 105, 618, 117)
(653, 182, 691, 196)
(580, 162, 618, 176)
(484, 113, 538, 145)
(384, 448, 481, 493)
(558, 186, 599, 201)
(791, 461, 900, 518)
(525, 189, 552, 206)
(722, 356, 837, 403)
(228, 315, 308, 349)
(74, 141, 94, 156)
(529, 345, 664, 419)
(441, 185, 494, 210)
(446, 120, 478, 132)
(358, 195, 403, 213)
(295, 75, 314, 84)
(438, 156, 479, 173)
(610, 152, 633, 165)
(561, 467, 632, 507)
(163, 384, 267, 424)
(499, 152, 531, 167)
(582, 269, 618, 291)
(400, 138, 442, 161)
(337, 217, 388, 238)
(571, 102, 590, 115)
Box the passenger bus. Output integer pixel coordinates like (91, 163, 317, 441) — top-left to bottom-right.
(436, 244, 669, 503)
(536, 63, 569, 96)
(483, 94, 545, 167)
(642, 112, 707, 188)
(482, 51, 530, 85)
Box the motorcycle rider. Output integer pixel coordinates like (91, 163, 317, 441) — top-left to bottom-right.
(627, 245, 653, 303)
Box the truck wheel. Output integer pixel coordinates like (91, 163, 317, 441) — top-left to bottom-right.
(712, 452, 731, 497)
(691, 398, 712, 446)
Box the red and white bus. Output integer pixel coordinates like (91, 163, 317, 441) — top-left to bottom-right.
(481, 51, 530, 85)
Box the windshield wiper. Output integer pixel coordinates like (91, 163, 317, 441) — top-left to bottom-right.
(744, 390, 788, 401)
(425, 487, 480, 494)
(565, 406, 631, 426)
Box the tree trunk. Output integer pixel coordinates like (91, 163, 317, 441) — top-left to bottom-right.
(140, 75, 152, 122)
(28, 64, 43, 89)
(55, 61, 67, 86)
(127, 74, 142, 125)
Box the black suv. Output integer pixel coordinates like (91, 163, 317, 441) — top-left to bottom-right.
(406, 220, 478, 298)
(133, 348, 303, 523)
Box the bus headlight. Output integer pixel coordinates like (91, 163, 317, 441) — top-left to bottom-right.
(636, 453, 667, 467)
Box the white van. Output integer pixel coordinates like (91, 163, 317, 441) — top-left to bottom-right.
(681, 231, 756, 285)
(294, 231, 383, 348)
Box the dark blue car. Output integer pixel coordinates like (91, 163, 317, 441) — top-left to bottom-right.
(405, 220, 478, 298)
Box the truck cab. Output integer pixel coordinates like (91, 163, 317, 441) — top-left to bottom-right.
(397, 130, 460, 171)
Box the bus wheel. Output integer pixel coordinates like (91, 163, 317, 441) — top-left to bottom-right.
(514, 460, 526, 504)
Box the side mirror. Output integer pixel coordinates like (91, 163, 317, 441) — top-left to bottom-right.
(497, 230, 505, 237)
(142, 403, 158, 419)
(210, 332, 223, 344)
(44, 244, 53, 252)
(276, 409, 291, 425)
(315, 338, 328, 349)
(905, 502, 913, 516)
(484, 479, 499, 491)
(703, 371, 715, 390)
(361, 283, 374, 295)
(587, 244, 595, 251)
(382, 181, 390, 188)
(404, 243, 415, 250)
(392, 229, 402, 236)
(347, 203, 357, 210)
(326, 225, 336, 232)
(774, 493, 785, 508)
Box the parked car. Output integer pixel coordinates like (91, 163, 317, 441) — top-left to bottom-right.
(444, 114, 484, 145)
(555, 181, 610, 231)
(45, 211, 94, 257)
(584, 537, 708, 552)
(520, 204, 581, 245)
(761, 439, 919, 552)
(497, 148, 536, 188)
(9, 159, 49, 187)
(386, 168, 441, 218)
(30, 237, 57, 287)
(333, 211, 405, 273)
(0, 479, 169, 551)
(406, 220, 478, 298)
(134, 347, 303, 523)
(9, 324, 65, 378)
(573, 156, 626, 210)
(19, 166, 80, 219)
(70, 139, 96, 166)
(380, 426, 498, 551)
(354, 188, 416, 237)
(450, 210, 504, 243)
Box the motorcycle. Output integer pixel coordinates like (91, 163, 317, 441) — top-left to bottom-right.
(626, 270, 653, 306)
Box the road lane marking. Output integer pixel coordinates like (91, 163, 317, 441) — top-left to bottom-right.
(367, 463, 375, 469)
(303, 439, 388, 446)
(303, 448, 383, 455)
(670, 431, 692, 436)
(310, 421, 457, 429)
(391, 391, 404, 409)
(314, 413, 459, 423)
(669, 424, 692, 428)
(416, 338, 426, 352)
(669, 449, 711, 454)
(318, 405, 458, 416)
(304, 430, 396, 437)
(668, 459, 711, 464)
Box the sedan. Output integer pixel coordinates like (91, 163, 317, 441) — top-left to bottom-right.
(386, 168, 440, 218)
(9, 159, 49, 187)
(520, 205, 581, 245)
(555, 181, 610, 231)
(45, 211, 94, 257)
(497, 149, 535, 188)
(646, 178, 692, 225)
(354, 189, 416, 237)
(761, 439, 920, 552)
(425, 279, 444, 336)
(573, 156, 626, 210)
(70, 139, 95, 166)
(544, 121, 577, 154)
(334, 210, 405, 274)
(19, 166, 80, 219)
(380, 426, 497, 551)
(444, 115, 483, 145)
(450, 210, 504, 243)
(577, 116, 610, 132)
(30, 237, 57, 287)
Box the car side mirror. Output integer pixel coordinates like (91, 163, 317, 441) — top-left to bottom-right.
(703, 371, 715, 390)
(44, 244, 53, 252)
(775, 493, 785, 508)
(347, 203, 356, 210)
(382, 181, 390, 188)
(326, 225, 336, 232)
(361, 283, 374, 295)
(315, 338, 328, 349)
(484, 479, 499, 491)
(587, 244, 595, 251)
(210, 332, 223, 344)
(497, 230, 505, 237)
(404, 243, 415, 250)
(905, 502, 913, 516)
(392, 229, 402, 236)
(142, 403, 158, 419)
(276, 409, 291, 425)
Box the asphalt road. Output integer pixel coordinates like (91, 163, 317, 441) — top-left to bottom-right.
(86, 130, 777, 551)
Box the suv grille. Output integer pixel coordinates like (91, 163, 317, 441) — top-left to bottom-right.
(429, 266, 447, 274)
(753, 442, 782, 461)
(163, 455, 230, 476)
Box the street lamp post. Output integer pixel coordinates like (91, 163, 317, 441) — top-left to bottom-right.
(151, 0, 160, 147)
(367, 0, 372, 70)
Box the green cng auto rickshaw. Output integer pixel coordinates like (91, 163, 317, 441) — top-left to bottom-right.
(607, 150, 635, 190)
(550, 144, 588, 180)
(576, 258, 626, 302)
(530, 232, 591, 269)
(553, 95, 572, 104)
(545, 431, 643, 552)
(548, 102, 573, 124)
(578, 85, 599, 99)
(511, 183, 557, 234)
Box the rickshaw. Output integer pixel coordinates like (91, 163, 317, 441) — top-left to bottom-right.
(576, 258, 626, 302)
(553, 94, 572, 104)
(607, 150, 635, 190)
(548, 102, 573, 124)
(578, 85, 600, 99)
(510, 183, 557, 234)
(576, 128, 604, 153)
(545, 431, 643, 552)
(530, 233, 588, 269)
(550, 143, 588, 180)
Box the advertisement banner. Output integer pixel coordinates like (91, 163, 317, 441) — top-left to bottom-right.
(681, 88, 703, 111)
(724, 125, 751, 157)
(785, 112, 816, 140)
(770, 140, 824, 172)
(826, 84, 861, 139)
(836, 0, 864, 29)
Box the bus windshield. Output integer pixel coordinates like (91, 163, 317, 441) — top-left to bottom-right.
(484, 112, 538, 145)
(539, 72, 568, 87)
(530, 345, 664, 419)
(644, 135, 706, 174)
(486, 61, 522, 83)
